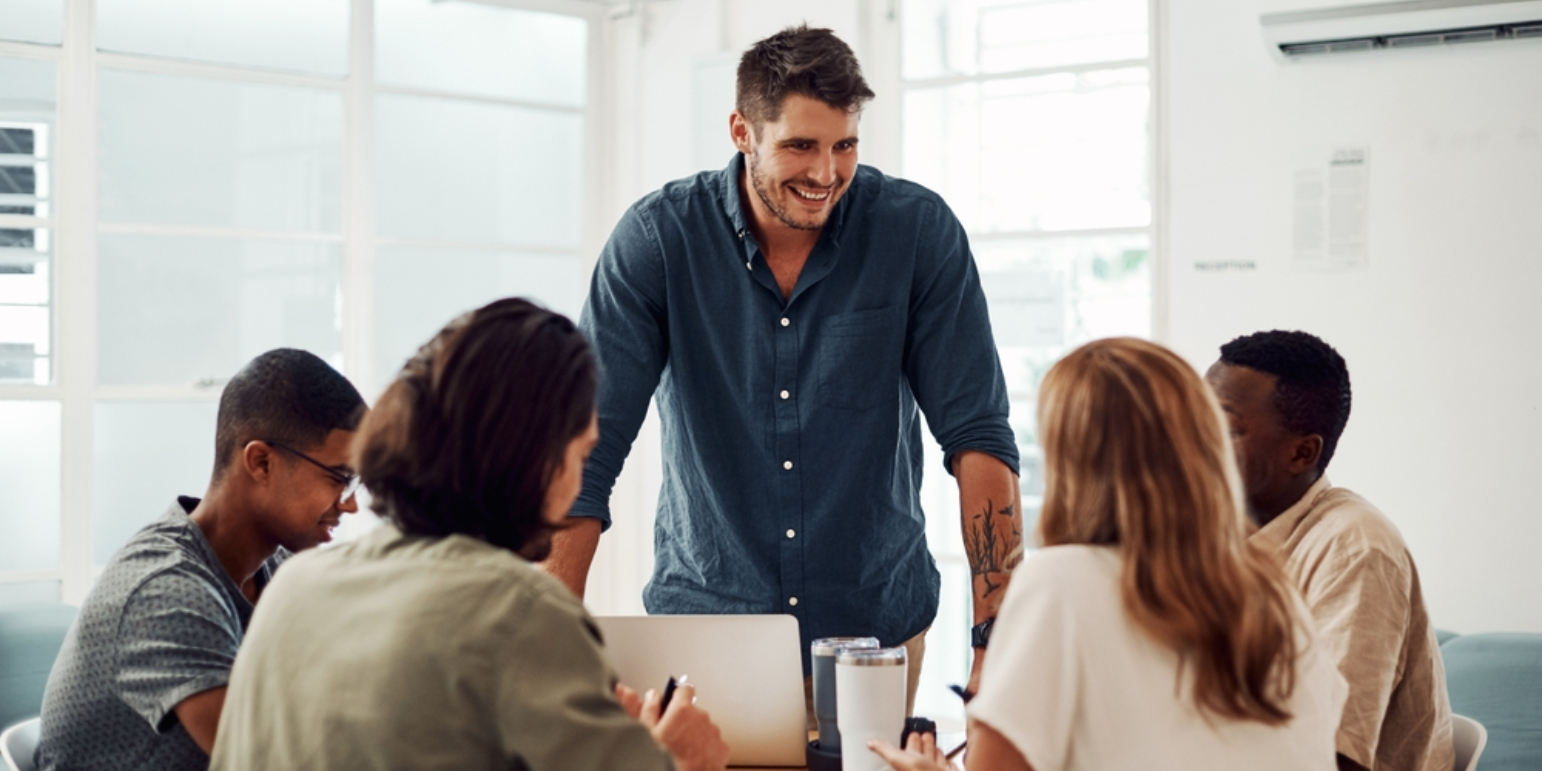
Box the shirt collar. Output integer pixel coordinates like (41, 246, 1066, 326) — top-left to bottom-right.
(717, 153, 855, 249)
(1253, 474, 1333, 550)
(170, 496, 258, 609)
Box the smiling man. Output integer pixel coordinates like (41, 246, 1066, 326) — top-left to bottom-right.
(36, 349, 366, 771)
(549, 26, 1021, 710)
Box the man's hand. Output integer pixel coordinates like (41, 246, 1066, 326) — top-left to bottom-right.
(638, 681, 730, 771)
(869, 731, 957, 771)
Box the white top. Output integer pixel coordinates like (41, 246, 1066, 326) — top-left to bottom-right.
(968, 545, 1347, 771)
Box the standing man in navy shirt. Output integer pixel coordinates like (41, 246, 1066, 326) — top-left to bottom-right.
(546, 25, 1021, 703)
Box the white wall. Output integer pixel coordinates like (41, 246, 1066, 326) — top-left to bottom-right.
(1163, 2, 1542, 632)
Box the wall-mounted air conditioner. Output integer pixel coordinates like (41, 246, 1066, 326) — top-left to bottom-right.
(1261, 0, 1542, 57)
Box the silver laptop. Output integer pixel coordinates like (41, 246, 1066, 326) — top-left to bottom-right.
(594, 614, 807, 767)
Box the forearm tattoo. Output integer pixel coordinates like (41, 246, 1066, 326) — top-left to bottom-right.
(967, 499, 1019, 597)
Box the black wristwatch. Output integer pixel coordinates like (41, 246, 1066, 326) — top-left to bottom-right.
(971, 617, 996, 649)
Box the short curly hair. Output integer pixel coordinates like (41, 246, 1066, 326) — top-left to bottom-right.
(1219, 330, 1352, 473)
(736, 25, 875, 130)
(213, 349, 365, 481)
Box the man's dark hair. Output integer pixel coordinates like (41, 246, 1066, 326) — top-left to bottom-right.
(354, 298, 596, 555)
(736, 25, 875, 130)
(1219, 330, 1352, 473)
(213, 349, 366, 481)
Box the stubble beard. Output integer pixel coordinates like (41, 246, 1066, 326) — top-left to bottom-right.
(748, 150, 831, 233)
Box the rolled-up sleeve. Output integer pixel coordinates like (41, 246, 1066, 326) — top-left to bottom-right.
(903, 201, 1019, 477)
(573, 204, 670, 529)
(113, 568, 241, 732)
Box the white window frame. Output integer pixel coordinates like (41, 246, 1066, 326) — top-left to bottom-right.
(0, 0, 608, 605)
(890, 0, 1165, 726)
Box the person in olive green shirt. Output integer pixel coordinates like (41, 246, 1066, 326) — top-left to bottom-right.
(210, 299, 730, 771)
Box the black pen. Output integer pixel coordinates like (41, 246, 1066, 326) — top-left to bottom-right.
(659, 675, 679, 713)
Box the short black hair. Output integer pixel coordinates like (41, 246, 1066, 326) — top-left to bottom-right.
(354, 298, 596, 555)
(737, 25, 875, 130)
(1219, 330, 1352, 472)
(213, 349, 366, 481)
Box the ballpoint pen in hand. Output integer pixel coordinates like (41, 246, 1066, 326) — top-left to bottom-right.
(659, 675, 680, 712)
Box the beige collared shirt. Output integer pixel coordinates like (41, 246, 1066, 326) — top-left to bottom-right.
(1253, 476, 1453, 771)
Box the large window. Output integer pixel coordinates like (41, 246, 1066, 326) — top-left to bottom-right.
(901, 0, 1155, 728)
(0, 0, 595, 604)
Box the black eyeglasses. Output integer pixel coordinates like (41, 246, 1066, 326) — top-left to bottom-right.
(263, 440, 361, 505)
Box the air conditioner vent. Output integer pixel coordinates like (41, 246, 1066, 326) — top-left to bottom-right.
(1262, 0, 1542, 60)
(1277, 20, 1542, 55)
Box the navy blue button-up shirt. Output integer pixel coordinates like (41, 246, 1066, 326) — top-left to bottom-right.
(574, 155, 1018, 669)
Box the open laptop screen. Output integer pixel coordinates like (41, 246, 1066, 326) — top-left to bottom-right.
(594, 614, 807, 767)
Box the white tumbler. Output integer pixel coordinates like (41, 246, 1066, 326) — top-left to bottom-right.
(835, 647, 908, 771)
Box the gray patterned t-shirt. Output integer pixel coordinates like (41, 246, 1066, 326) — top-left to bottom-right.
(35, 497, 285, 771)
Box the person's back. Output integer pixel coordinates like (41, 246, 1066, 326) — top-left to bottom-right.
(969, 545, 1344, 771)
(873, 337, 1345, 771)
(211, 524, 667, 771)
(211, 299, 729, 771)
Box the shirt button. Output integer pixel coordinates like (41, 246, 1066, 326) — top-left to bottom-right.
(783, 460, 793, 470)
(779, 390, 790, 400)
(780, 317, 790, 327)
(786, 529, 796, 538)
(789, 597, 799, 606)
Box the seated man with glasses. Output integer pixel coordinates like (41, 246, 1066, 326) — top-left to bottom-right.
(35, 348, 367, 771)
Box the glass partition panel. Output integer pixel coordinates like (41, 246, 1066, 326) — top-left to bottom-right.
(0, 281, 50, 385)
(903, 75, 1150, 233)
(98, 69, 344, 231)
(1, 57, 57, 385)
(97, 0, 349, 76)
(94, 400, 218, 562)
(375, 94, 583, 249)
(373, 246, 583, 388)
(0, 0, 63, 46)
(0, 400, 61, 572)
(902, 0, 1147, 79)
(97, 235, 343, 386)
(974, 232, 1149, 489)
(376, 0, 587, 106)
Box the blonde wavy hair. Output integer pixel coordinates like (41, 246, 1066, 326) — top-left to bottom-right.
(1036, 337, 1299, 724)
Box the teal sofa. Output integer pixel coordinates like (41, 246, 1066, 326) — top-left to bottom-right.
(0, 603, 77, 731)
(1441, 632, 1542, 771)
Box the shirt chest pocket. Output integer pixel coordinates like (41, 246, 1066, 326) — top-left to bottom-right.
(817, 307, 903, 411)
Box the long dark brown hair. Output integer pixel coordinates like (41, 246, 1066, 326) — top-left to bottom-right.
(1036, 337, 1300, 724)
(352, 298, 596, 555)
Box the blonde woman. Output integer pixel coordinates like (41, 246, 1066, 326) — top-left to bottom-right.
(874, 338, 1346, 771)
